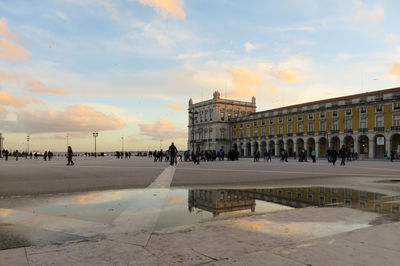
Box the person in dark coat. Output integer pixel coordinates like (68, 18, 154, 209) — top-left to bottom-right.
(331, 148, 338, 166)
(67, 146, 74, 166)
(338, 145, 347, 166)
(168, 142, 178, 166)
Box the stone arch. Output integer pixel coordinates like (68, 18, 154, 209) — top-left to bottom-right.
(374, 134, 386, 158)
(296, 138, 304, 153)
(260, 141, 267, 154)
(268, 140, 275, 155)
(239, 142, 244, 157)
(232, 143, 238, 152)
(344, 135, 354, 151)
(391, 133, 400, 158)
(358, 135, 369, 158)
(246, 142, 252, 157)
(253, 141, 259, 153)
(307, 138, 316, 157)
(278, 139, 284, 154)
(287, 139, 294, 156)
(318, 137, 327, 157)
(331, 136, 340, 151)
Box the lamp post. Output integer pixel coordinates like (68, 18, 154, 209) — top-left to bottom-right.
(188, 110, 198, 152)
(92, 131, 98, 157)
(67, 133, 69, 148)
(26, 135, 30, 153)
(121, 136, 124, 153)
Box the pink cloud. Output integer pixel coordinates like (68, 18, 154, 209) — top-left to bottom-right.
(166, 103, 184, 110)
(0, 70, 67, 95)
(0, 90, 39, 107)
(2, 104, 125, 133)
(0, 38, 30, 62)
(0, 17, 16, 39)
(139, 118, 186, 140)
(139, 0, 186, 20)
(228, 67, 263, 97)
(389, 62, 400, 78)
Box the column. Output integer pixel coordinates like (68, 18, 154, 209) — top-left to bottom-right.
(305, 142, 309, 157)
(275, 141, 279, 156)
(354, 136, 360, 155)
(386, 137, 391, 157)
(285, 140, 289, 151)
(244, 144, 248, 158)
(251, 142, 255, 156)
(369, 138, 374, 159)
(294, 141, 298, 157)
(315, 141, 320, 158)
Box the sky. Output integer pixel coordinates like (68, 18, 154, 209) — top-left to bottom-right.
(1, 0, 400, 152)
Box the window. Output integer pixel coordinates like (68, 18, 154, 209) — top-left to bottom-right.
(360, 117, 367, 128)
(394, 115, 400, 126)
(253, 121, 257, 126)
(261, 127, 266, 136)
(346, 108, 352, 115)
(270, 120, 274, 125)
(320, 121, 326, 131)
(376, 116, 384, 127)
(308, 114, 314, 120)
(269, 126, 274, 135)
(240, 129, 243, 138)
(320, 112, 325, 119)
(246, 128, 250, 138)
(246, 123, 250, 127)
(394, 102, 400, 110)
(376, 104, 383, 112)
(333, 110, 338, 117)
(298, 116, 303, 121)
(298, 122, 303, 132)
(332, 120, 338, 130)
(278, 125, 283, 134)
(278, 117, 283, 123)
(220, 112, 224, 121)
(288, 124, 293, 133)
(360, 106, 367, 114)
(204, 111, 208, 121)
(254, 128, 258, 137)
(262, 120, 265, 126)
(308, 121, 314, 132)
(288, 116, 292, 122)
(209, 110, 213, 121)
(220, 129, 225, 139)
(240, 123, 243, 128)
(345, 118, 352, 129)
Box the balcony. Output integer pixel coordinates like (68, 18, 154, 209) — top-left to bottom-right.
(277, 134, 283, 137)
(296, 132, 303, 136)
(358, 128, 368, 132)
(268, 134, 275, 138)
(318, 131, 326, 135)
(331, 130, 339, 134)
(374, 127, 385, 132)
(287, 133, 293, 136)
(344, 129, 353, 134)
(307, 131, 315, 136)
(391, 126, 400, 131)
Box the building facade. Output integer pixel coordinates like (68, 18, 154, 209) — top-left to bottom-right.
(188, 87, 400, 159)
(188, 91, 256, 154)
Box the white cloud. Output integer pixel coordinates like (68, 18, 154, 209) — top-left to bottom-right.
(244, 42, 261, 53)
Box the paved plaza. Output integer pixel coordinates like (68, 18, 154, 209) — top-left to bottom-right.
(0, 157, 400, 265)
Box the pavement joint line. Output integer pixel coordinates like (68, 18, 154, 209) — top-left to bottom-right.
(176, 167, 400, 177)
(24, 247, 30, 266)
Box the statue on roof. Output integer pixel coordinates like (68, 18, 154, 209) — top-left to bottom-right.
(213, 90, 220, 99)
(189, 98, 193, 106)
(252, 96, 256, 104)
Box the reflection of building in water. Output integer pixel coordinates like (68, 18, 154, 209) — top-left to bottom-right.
(188, 189, 255, 216)
(189, 187, 399, 216)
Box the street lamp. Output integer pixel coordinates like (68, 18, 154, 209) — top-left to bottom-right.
(26, 135, 30, 153)
(188, 110, 198, 153)
(92, 131, 98, 157)
(121, 136, 124, 153)
(67, 133, 69, 148)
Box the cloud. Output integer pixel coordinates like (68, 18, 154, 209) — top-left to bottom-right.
(385, 33, 397, 43)
(228, 67, 264, 97)
(175, 51, 212, 59)
(138, 0, 186, 20)
(0, 38, 30, 62)
(275, 69, 300, 82)
(244, 42, 261, 53)
(389, 62, 400, 78)
(0, 106, 7, 119)
(139, 118, 186, 140)
(99, 0, 119, 20)
(2, 104, 125, 133)
(55, 11, 69, 21)
(0, 91, 39, 107)
(166, 104, 184, 110)
(0, 17, 16, 39)
(353, 1, 385, 21)
(0, 70, 67, 95)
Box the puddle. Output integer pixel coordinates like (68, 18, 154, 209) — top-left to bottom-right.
(0, 186, 399, 250)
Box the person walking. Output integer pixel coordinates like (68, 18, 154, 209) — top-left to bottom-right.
(311, 149, 316, 163)
(339, 145, 347, 166)
(331, 148, 338, 166)
(390, 150, 395, 162)
(67, 146, 74, 166)
(168, 142, 178, 166)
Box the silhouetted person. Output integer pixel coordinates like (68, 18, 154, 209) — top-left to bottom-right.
(15, 150, 19, 161)
(67, 146, 74, 166)
(339, 145, 347, 166)
(331, 148, 338, 166)
(168, 142, 178, 166)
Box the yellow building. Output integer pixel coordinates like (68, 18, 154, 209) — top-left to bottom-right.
(229, 87, 400, 158)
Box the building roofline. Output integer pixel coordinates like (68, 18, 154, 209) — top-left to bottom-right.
(253, 86, 400, 116)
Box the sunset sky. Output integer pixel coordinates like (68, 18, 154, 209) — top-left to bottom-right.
(1, 0, 400, 152)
